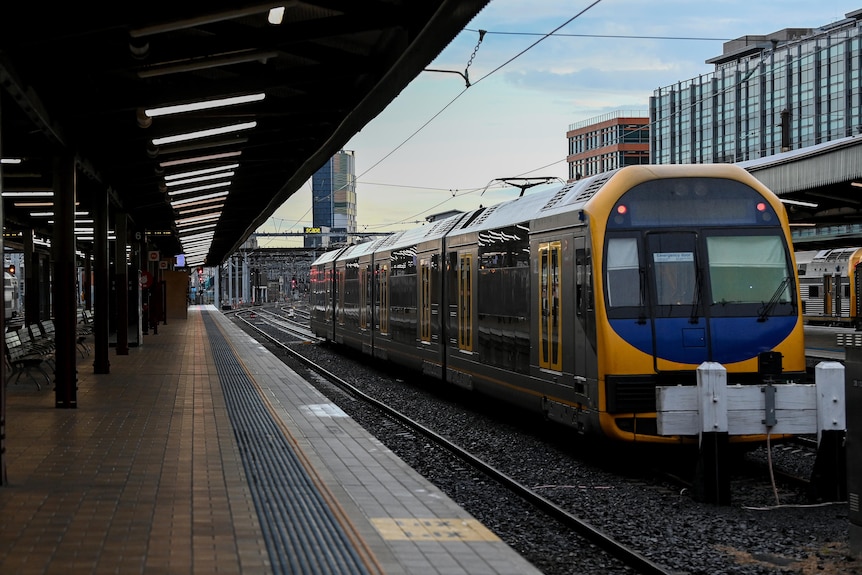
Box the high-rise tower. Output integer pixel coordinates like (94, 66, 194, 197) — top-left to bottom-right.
(309, 150, 356, 247)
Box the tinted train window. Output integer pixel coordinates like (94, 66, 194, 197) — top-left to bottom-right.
(478, 224, 530, 269)
(706, 235, 791, 304)
(606, 237, 641, 307)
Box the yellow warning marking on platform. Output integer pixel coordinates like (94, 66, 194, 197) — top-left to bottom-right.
(371, 518, 500, 542)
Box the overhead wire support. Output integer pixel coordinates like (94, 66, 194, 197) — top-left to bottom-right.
(424, 29, 485, 87)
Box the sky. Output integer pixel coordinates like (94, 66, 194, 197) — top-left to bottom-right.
(255, 0, 862, 248)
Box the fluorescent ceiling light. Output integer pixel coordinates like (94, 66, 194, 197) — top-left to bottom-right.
(165, 164, 239, 181)
(156, 137, 248, 157)
(177, 203, 225, 216)
(159, 151, 242, 168)
(153, 122, 256, 146)
(178, 223, 217, 234)
(2, 190, 53, 196)
(170, 191, 229, 206)
(138, 52, 277, 79)
(0, 158, 22, 164)
(780, 198, 818, 208)
(29, 211, 89, 217)
(16, 202, 54, 208)
(177, 216, 220, 228)
(146, 94, 265, 118)
(180, 231, 215, 241)
(167, 181, 231, 197)
(166, 171, 234, 187)
(268, 6, 285, 24)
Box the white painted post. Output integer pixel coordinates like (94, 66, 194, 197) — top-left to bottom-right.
(697, 362, 728, 433)
(815, 361, 846, 442)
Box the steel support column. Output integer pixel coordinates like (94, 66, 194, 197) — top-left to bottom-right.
(53, 155, 78, 408)
(114, 213, 128, 355)
(93, 184, 110, 373)
(0, 96, 6, 484)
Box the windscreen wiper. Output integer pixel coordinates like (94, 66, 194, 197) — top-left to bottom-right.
(757, 277, 791, 322)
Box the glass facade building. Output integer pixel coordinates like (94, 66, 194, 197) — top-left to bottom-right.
(566, 110, 650, 180)
(309, 150, 356, 247)
(651, 9, 862, 164)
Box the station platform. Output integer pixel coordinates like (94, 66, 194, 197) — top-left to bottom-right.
(0, 305, 541, 574)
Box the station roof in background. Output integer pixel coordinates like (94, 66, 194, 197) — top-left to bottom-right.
(738, 135, 862, 248)
(0, 1, 490, 265)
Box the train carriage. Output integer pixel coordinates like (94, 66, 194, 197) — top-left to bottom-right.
(311, 164, 807, 444)
(796, 246, 862, 327)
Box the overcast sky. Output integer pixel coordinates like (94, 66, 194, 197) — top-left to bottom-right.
(256, 0, 861, 247)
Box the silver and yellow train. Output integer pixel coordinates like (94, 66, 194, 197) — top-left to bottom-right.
(310, 164, 807, 444)
(796, 247, 862, 328)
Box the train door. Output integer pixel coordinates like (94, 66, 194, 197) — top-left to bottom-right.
(538, 241, 562, 371)
(823, 274, 833, 317)
(420, 257, 431, 343)
(359, 264, 368, 330)
(376, 262, 389, 335)
(458, 252, 473, 351)
(646, 231, 704, 369)
(337, 265, 345, 326)
(573, 237, 588, 381)
(855, 262, 862, 328)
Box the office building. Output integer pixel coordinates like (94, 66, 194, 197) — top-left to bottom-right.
(651, 9, 862, 164)
(308, 150, 356, 247)
(566, 111, 650, 180)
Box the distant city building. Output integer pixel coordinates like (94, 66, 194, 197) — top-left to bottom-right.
(566, 111, 650, 180)
(308, 150, 356, 247)
(651, 9, 862, 164)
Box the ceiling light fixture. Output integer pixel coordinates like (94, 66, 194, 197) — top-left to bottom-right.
(780, 198, 819, 208)
(153, 122, 256, 146)
(146, 94, 265, 118)
(170, 191, 230, 207)
(268, 6, 285, 24)
(165, 171, 234, 187)
(167, 181, 231, 197)
(138, 51, 277, 79)
(165, 164, 239, 181)
(156, 137, 248, 157)
(176, 204, 225, 216)
(159, 151, 242, 168)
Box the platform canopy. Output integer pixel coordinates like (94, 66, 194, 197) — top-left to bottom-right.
(0, 1, 490, 265)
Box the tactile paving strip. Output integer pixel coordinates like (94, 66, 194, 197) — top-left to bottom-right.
(203, 311, 373, 574)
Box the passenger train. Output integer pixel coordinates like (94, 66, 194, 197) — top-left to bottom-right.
(310, 164, 807, 444)
(795, 247, 862, 328)
(4, 270, 22, 331)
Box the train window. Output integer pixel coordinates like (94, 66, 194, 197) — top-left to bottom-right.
(478, 225, 530, 269)
(606, 237, 641, 307)
(646, 232, 698, 308)
(706, 235, 791, 304)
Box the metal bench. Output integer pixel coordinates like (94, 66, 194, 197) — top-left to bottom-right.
(5, 329, 51, 389)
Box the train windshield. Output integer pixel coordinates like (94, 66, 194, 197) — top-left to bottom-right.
(604, 177, 795, 319)
(706, 235, 791, 305)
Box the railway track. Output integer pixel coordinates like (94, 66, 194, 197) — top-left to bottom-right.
(233, 309, 675, 575)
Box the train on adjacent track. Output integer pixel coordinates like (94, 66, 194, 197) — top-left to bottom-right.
(4, 270, 22, 330)
(310, 164, 807, 445)
(795, 246, 862, 328)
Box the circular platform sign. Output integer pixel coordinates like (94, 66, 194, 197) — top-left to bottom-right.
(140, 270, 153, 288)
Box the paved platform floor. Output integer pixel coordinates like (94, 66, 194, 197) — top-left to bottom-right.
(0, 306, 542, 575)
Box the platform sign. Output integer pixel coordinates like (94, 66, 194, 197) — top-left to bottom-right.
(140, 270, 153, 288)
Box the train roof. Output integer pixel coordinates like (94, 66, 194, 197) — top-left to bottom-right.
(811, 247, 862, 261)
(312, 164, 771, 265)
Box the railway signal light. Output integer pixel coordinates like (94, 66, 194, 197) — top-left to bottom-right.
(6, 265, 15, 275)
